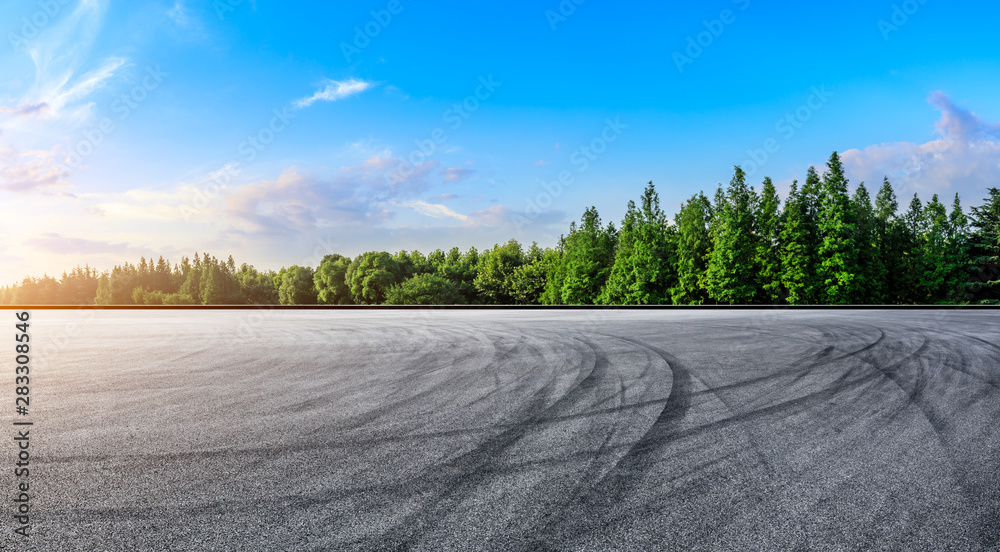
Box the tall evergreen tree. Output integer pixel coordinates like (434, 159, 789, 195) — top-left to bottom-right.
(558, 207, 617, 304)
(671, 192, 712, 304)
(704, 167, 759, 304)
(851, 182, 883, 303)
(874, 178, 907, 304)
(897, 194, 926, 303)
(755, 177, 782, 303)
(966, 188, 1000, 303)
(600, 182, 677, 304)
(816, 152, 858, 304)
(780, 181, 812, 304)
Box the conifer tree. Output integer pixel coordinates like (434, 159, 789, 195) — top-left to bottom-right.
(600, 182, 676, 304)
(559, 207, 617, 304)
(704, 167, 759, 304)
(816, 152, 858, 304)
(898, 194, 925, 303)
(851, 182, 883, 303)
(755, 177, 782, 303)
(967, 188, 1000, 303)
(874, 178, 906, 303)
(671, 192, 712, 304)
(780, 181, 811, 304)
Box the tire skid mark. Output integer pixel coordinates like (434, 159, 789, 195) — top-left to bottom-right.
(350, 329, 606, 549)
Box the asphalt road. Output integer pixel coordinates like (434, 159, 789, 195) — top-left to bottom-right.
(5, 309, 1000, 551)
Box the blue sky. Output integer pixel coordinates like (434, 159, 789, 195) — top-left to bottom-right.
(3, 0, 1000, 283)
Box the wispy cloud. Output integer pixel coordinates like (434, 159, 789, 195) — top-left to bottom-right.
(0, 103, 50, 118)
(440, 167, 476, 182)
(397, 200, 469, 222)
(842, 91, 1000, 197)
(166, 0, 208, 40)
(294, 78, 375, 109)
(15, 0, 123, 123)
(0, 146, 72, 195)
(24, 233, 146, 257)
(38, 56, 127, 118)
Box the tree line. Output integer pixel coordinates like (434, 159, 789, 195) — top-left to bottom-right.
(3, 152, 999, 306)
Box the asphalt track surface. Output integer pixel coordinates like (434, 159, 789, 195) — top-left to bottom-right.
(5, 309, 1000, 551)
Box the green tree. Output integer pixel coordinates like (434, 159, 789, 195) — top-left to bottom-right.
(430, 247, 480, 303)
(278, 265, 318, 305)
(314, 254, 354, 305)
(200, 263, 224, 304)
(510, 243, 558, 305)
(852, 182, 884, 303)
(874, 178, 908, 304)
(898, 194, 926, 303)
(385, 273, 467, 305)
(780, 179, 819, 304)
(755, 177, 783, 303)
(346, 252, 404, 304)
(670, 192, 712, 304)
(601, 182, 677, 304)
(966, 188, 1000, 303)
(474, 240, 526, 304)
(816, 152, 858, 304)
(556, 207, 617, 304)
(913, 193, 969, 303)
(704, 168, 759, 304)
(236, 264, 280, 304)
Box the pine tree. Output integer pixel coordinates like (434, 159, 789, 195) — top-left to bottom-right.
(600, 182, 676, 304)
(704, 167, 759, 304)
(200, 263, 223, 305)
(816, 152, 858, 304)
(670, 192, 712, 304)
(559, 207, 617, 304)
(899, 194, 925, 303)
(966, 188, 1000, 303)
(874, 178, 906, 304)
(755, 177, 783, 303)
(851, 182, 883, 303)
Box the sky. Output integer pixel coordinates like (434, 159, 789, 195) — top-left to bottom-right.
(2, 0, 1000, 284)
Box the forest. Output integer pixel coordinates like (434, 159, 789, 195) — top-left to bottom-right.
(3, 153, 1000, 306)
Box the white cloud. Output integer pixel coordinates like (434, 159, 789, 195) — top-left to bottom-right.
(13, 0, 123, 123)
(440, 166, 476, 182)
(842, 91, 1000, 199)
(0, 145, 72, 195)
(39, 56, 126, 117)
(294, 78, 374, 109)
(397, 200, 469, 222)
